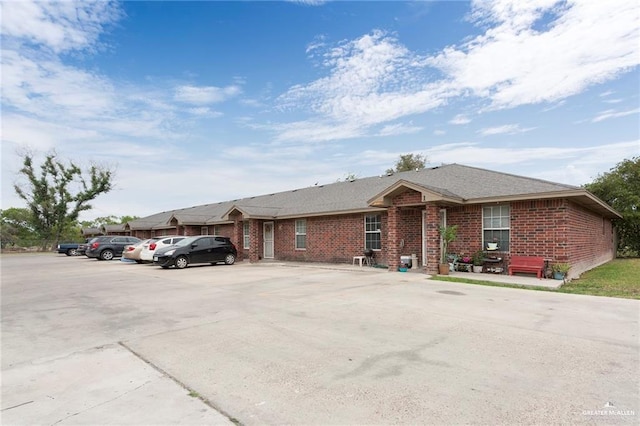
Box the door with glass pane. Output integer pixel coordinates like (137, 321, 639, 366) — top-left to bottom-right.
(263, 222, 274, 259)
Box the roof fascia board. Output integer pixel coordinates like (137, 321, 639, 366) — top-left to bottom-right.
(368, 179, 464, 207)
(467, 190, 622, 218)
(276, 207, 388, 220)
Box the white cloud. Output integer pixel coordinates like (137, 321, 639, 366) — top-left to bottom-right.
(377, 123, 423, 137)
(272, 1, 639, 142)
(285, 0, 327, 6)
(428, 0, 640, 109)
(592, 108, 640, 123)
(449, 114, 471, 125)
(275, 30, 455, 141)
(174, 85, 242, 105)
(433, 130, 446, 136)
(0, 0, 123, 53)
(187, 107, 223, 117)
(478, 124, 536, 136)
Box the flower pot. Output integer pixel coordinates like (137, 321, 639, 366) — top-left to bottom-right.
(438, 263, 450, 275)
(553, 271, 565, 280)
(473, 265, 483, 273)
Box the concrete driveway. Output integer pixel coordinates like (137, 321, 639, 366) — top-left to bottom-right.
(2, 254, 638, 425)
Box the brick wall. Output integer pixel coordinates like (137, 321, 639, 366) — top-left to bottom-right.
(566, 201, 615, 277)
(271, 213, 390, 265)
(447, 205, 483, 256)
(445, 199, 615, 278)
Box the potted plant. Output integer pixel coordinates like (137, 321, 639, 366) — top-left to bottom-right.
(438, 225, 458, 275)
(551, 263, 570, 280)
(472, 250, 484, 273)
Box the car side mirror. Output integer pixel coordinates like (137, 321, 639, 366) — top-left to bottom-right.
(191, 243, 198, 248)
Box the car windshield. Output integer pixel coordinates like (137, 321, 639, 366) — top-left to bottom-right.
(174, 236, 199, 247)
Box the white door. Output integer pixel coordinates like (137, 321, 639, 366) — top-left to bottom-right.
(263, 222, 274, 259)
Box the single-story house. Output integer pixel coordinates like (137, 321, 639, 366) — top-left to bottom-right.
(123, 164, 621, 279)
(81, 224, 126, 238)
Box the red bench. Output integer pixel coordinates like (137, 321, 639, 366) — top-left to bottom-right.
(508, 256, 544, 278)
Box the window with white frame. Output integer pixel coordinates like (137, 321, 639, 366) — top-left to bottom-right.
(365, 214, 382, 250)
(201, 226, 208, 235)
(482, 205, 510, 251)
(243, 222, 250, 249)
(295, 219, 307, 250)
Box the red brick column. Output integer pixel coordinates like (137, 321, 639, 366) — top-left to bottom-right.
(424, 205, 441, 274)
(387, 206, 400, 271)
(232, 218, 244, 261)
(249, 219, 261, 263)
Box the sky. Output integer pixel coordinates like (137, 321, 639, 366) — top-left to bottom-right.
(2, 0, 639, 222)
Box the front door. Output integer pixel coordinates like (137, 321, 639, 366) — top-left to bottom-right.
(263, 222, 274, 259)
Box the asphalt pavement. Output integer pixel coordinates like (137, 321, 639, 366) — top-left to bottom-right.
(1, 254, 638, 424)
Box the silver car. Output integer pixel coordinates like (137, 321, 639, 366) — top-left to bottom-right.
(139, 236, 186, 262)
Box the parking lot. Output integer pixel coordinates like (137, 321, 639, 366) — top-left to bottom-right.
(2, 254, 638, 425)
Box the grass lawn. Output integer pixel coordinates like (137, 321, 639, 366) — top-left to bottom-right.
(431, 258, 640, 300)
(559, 258, 640, 299)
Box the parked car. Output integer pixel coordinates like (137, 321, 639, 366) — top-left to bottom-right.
(122, 238, 154, 263)
(77, 238, 97, 256)
(56, 242, 81, 256)
(85, 236, 141, 260)
(153, 235, 237, 269)
(140, 235, 186, 262)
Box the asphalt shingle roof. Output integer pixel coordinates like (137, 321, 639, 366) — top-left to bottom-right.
(126, 163, 588, 229)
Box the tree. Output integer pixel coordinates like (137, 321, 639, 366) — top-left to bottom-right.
(337, 172, 359, 182)
(80, 215, 139, 229)
(385, 153, 428, 174)
(0, 208, 39, 248)
(13, 152, 115, 249)
(584, 157, 640, 256)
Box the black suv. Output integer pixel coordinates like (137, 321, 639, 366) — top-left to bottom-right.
(153, 235, 237, 269)
(85, 236, 141, 260)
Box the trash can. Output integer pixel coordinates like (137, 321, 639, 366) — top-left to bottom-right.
(400, 255, 412, 268)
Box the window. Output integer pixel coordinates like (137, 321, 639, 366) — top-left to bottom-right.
(201, 226, 208, 235)
(365, 214, 382, 250)
(295, 219, 306, 250)
(243, 222, 250, 249)
(483, 205, 510, 251)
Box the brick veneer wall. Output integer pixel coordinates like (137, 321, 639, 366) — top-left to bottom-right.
(271, 213, 389, 265)
(445, 199, 615, 278)
(566, 200, 615, 277)
(446, 205, 484, 256)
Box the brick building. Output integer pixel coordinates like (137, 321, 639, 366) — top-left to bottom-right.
(124, 164, 620, 278)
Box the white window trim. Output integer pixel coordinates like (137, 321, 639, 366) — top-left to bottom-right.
(364, 214, 382, 251)
(243, 222, 250, 249)
(201, 226, 208, 235)
(295, 219, 307, 250)
(482, 204, 510, 251)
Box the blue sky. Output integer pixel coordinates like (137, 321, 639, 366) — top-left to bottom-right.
(2, 0, 639, 221)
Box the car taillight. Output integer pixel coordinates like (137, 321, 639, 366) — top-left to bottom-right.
(91, 242, 100, 249)
(150, 243, 157, 250)
(127, 246, 135, 251)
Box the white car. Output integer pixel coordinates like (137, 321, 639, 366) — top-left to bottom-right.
(139, 235, 186, 262)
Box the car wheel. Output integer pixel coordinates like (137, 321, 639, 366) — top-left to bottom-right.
(175, 255, 188, 269)
(135, 260, 143, 264)
(100, 249, 114, 261)
(66, 248, 77, 256)
(224, 253, 236, 265)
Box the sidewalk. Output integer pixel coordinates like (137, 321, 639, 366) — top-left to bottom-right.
(444, 270, 564, 289)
